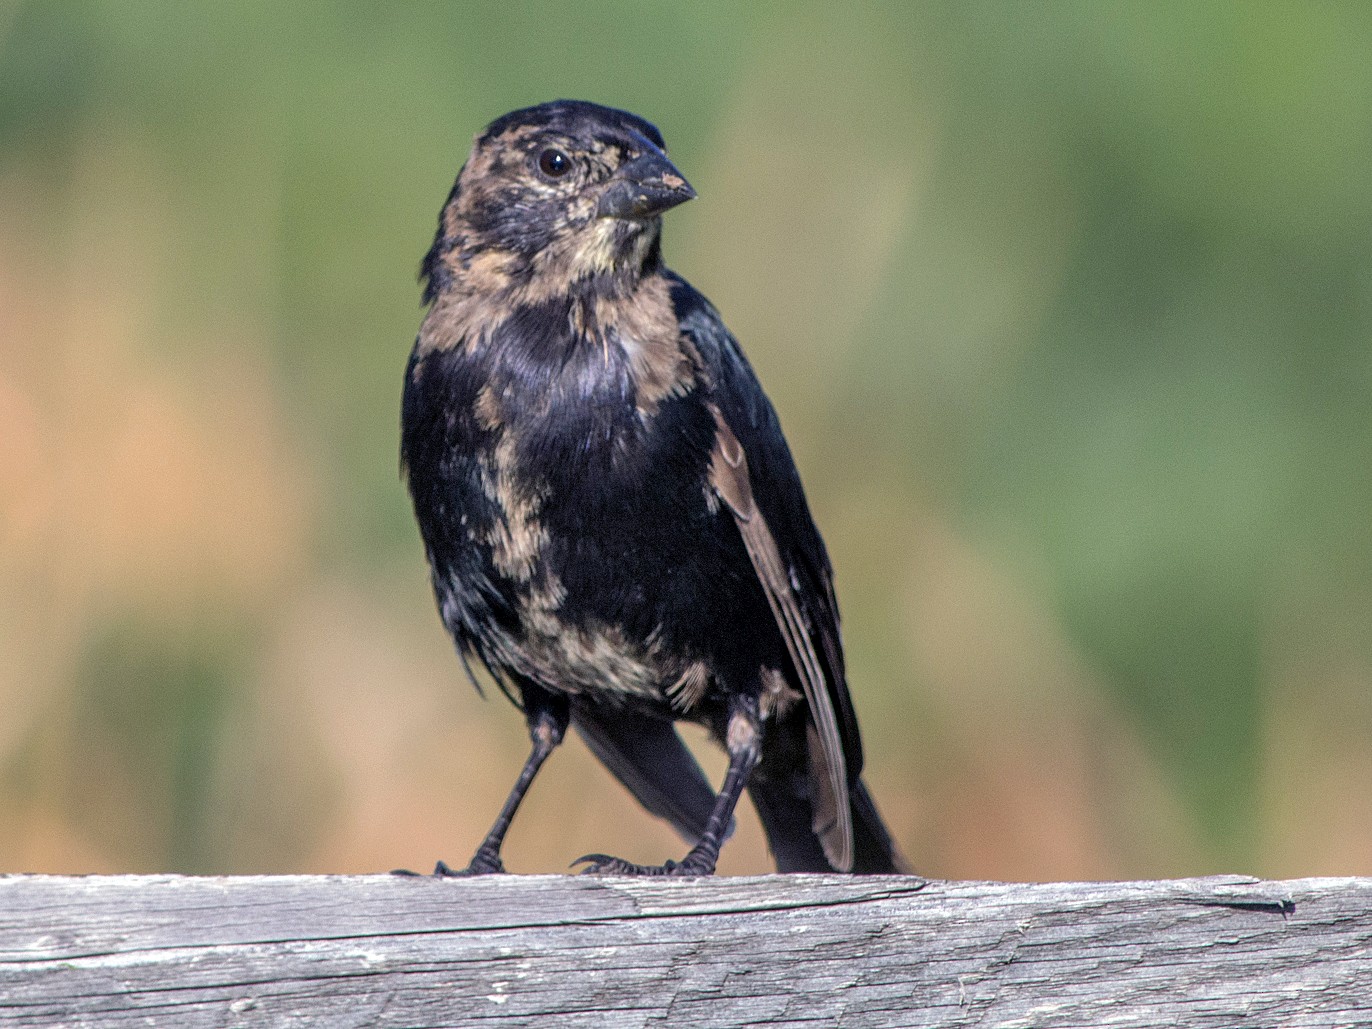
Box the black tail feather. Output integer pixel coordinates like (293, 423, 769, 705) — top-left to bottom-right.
(850, 778, 908, 874)
(750, 774, 906, 874)
(571, 700, 723, 845)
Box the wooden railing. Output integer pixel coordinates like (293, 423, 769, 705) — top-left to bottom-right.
(1, 873, 1368, 1026)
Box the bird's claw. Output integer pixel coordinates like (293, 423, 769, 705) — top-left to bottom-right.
(440, 847, 507, 876)
(573, 852, 714, 877)
(391, 849, 506, 877)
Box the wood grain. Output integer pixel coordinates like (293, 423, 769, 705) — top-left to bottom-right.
(1, 874, 1367, 1027)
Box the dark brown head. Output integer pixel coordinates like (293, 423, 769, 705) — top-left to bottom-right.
(422, 100, 695, 304)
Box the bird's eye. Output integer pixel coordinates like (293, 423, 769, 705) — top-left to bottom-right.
(537, 148, 572, 179)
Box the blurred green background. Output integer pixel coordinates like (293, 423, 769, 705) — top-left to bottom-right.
(2, 0, 1370, 880)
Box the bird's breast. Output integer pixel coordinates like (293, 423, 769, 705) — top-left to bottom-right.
(407, 276, 721, 705)
(468, 385, 723, 705)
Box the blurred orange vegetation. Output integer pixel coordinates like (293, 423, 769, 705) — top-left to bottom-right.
(2, 3, 1371, 881)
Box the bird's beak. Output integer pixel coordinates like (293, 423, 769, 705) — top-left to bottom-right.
(596, 151, 696, 220)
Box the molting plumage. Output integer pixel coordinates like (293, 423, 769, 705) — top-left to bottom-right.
(401, 100, 903, 877)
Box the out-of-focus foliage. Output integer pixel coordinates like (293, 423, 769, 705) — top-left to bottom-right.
(2, 0, 1369, 879)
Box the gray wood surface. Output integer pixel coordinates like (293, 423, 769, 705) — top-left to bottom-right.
(0, 873, 1367, 1027)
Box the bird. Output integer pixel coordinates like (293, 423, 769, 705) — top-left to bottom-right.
(400, 99, 904, 876)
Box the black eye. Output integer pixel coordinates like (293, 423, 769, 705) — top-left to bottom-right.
(537, 148, 572, 178)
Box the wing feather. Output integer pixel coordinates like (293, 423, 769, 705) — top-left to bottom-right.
(708, 405, 853, 871)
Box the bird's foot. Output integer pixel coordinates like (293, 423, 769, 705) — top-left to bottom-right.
(392, 845, 506, 877)
(573, 851, 716, 877)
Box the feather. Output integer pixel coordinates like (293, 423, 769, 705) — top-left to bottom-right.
(707, 405, 853, 871)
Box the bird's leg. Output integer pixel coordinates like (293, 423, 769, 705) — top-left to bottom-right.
(398, 687, 569, 877)
(576, 697, 761, 876)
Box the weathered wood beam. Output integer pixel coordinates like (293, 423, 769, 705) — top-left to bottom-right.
(1, 874, 1368, 1027)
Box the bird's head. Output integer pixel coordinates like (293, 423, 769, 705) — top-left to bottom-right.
(423, 100, 695, 303)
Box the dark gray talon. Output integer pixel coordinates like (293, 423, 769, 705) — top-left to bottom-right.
(393, 852, 506, 877)
(439, 850, 506, 876)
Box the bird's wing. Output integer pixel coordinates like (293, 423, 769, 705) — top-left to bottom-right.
(571, 700, 723, 845)
(670, 274, 860, 872)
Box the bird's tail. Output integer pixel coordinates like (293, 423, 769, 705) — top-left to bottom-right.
(749, 775, 908, 874)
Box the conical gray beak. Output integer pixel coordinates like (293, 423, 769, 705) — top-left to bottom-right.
(596, 151, 696, 220)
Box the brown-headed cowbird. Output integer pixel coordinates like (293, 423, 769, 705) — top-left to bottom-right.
(401, 100, 904, 875)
